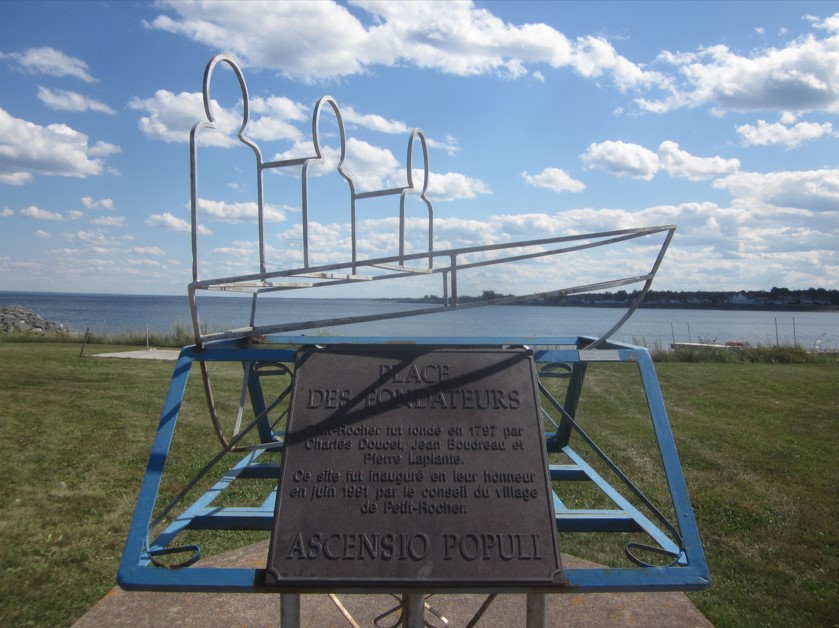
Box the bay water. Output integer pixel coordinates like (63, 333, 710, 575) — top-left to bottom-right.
(1, 291, 836, 351)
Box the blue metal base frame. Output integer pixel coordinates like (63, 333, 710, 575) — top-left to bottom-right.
(118, 335, 709, 593)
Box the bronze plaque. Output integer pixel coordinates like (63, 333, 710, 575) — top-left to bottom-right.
(265, 347, 562, 588)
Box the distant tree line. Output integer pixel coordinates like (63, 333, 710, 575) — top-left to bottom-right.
(408, 288, 839, 310)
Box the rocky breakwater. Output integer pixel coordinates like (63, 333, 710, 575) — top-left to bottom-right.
(0, 305, 74, 335)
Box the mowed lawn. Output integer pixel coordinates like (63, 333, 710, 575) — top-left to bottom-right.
(0, 342, 836, 626)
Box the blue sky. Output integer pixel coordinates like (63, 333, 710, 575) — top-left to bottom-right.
(1, 1, 837, 298)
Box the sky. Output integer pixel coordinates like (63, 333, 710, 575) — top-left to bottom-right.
(1, 1, 838, 299)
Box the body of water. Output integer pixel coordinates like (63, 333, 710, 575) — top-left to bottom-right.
(1, 291, 837, 351)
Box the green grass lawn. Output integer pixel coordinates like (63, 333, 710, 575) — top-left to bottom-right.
(0, 342, 836, 626)
(551, 361, 838, 627)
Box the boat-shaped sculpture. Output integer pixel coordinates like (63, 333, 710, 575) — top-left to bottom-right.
(186, 55, 675, 349)
(119, 54, 708, 626)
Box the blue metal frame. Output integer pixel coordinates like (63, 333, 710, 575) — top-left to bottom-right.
(118, 335, 709, 593)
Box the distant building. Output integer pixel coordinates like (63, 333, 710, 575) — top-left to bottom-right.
(727, 292, 753, 305)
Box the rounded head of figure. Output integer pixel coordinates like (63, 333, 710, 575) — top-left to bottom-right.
(311, 96, 347, 167)
(406, 129, 430, 195)
(202, 54, 250, 137)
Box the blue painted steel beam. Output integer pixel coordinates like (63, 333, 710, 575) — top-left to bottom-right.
(118, 351, 193, 587)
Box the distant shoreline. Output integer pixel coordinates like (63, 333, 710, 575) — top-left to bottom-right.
(382, 288, 839, 313)
(2, 289, 837, 313)
(380, 298, 839, 313)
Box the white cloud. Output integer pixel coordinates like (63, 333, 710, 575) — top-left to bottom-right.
(1, 208, 14, 217)
(780, 111, 797, 124)
(81, 196, 114, 210)
(714, 169, 839, 212)
(268, 136, 403, 192)
(150, 1, 663, 89)
(62, 230, 111, 245)
(522, 168, 585, 193)
(361, 2, 665, 88)
(658, 141, 740, 181)
(579, 140, 739, 182)
(251, 95, 307, 122)
(147, 212, 212, 235)
(737, 118, 834, 147)
(489, 213, 569, 238)
(247, 95, 306, 142)
(36, 86, 116, 115)
(487, 202, 834, 292)
(20, 205, 63, 221)
(569, 33, 664, 90)
(149, 2, 369, 82)
(425, 135, 460, 156)
(432, 216, 499, 248)
(267, 133, 468, 197)
(259, 198, 838, 296)
(89, 141, 120, 157)
(489, 207, 677, 238)
(90, 216, 126, 227)
(208, 239, 261, 258)
(35, 230, 52, 239)
(346, 138, 401, 190)
(809, 12, 838, 28)
(0, 107, 119, 185)
(198, 199, 287, 223)
(581, 140, 660, 180)
(0, 47, 96, 82)
(67, 210, 84, 220)
(126, 258, 162, 267)
(342, 106, 410, 134)
(355, 217, 402, 256)
(269, 139, 324, 163)
(272, 214, 507, 268)
(0, 171, 32, 186)
(130, 89, 305, 146)
(245, 116, 304, 143)
(132, 246, 166, 256)
(426, 171, 492, 202)
(638, 15, 839, 113)
(129, 90, 225, 145)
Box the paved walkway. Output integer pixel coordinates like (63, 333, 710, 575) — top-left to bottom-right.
(91, 348, 181, 360)
(75, 542, 710, 627)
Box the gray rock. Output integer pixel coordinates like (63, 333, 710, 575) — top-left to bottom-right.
(0, 305, 72, 335)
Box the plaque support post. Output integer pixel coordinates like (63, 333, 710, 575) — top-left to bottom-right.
(526, 592, 546, 628)
(280, 593, 300, 627)
(401, 593, 425, 628)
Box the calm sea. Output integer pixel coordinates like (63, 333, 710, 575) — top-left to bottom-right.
(1, 291, 837, 351)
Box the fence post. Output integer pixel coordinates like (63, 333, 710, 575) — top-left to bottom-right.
(79, 327, 90, 357)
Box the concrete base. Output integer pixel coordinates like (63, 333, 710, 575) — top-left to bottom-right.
(77, 543, 710, 627)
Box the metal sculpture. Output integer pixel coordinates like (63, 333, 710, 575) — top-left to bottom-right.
(119, 54, 709, 626)
(186, 54, 674, 349)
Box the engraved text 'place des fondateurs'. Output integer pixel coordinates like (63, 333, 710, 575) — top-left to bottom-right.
(266, 347, 562, 588)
